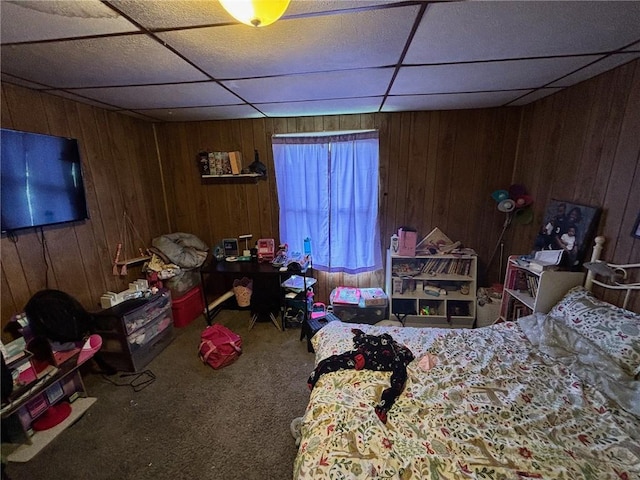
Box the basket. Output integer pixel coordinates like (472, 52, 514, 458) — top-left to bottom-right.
(233, 277, 253, 307)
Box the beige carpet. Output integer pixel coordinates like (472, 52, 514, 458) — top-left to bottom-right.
(3, 310, 315, 480)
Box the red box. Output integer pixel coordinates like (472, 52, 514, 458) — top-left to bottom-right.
(172, 285, 204, 328)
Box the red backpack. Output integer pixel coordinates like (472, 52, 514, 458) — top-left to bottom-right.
(199, 324, 243, 369)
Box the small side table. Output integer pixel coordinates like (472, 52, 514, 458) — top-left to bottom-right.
(301, 312, 339, 353)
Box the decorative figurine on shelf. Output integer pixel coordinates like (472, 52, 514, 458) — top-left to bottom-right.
(198, 151, 210, 175)
(248, 149, 267, 176)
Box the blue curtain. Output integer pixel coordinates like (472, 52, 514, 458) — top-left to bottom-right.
(272, 131, 381, 274)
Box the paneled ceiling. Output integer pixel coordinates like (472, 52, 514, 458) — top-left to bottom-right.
(2, 0, 640, 123)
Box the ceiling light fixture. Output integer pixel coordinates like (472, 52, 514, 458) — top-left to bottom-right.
(219, 0, 290, 27)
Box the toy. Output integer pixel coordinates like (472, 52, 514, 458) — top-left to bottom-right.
(272, 243, 288, 267)
(311, 302, 327, 320)
(257, 238, 275, 262)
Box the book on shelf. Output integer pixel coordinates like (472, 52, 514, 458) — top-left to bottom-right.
(229, 151, 242, 174)
(510, 301, 532, 321)
(526, 274, 539, 298)
(420, 258, 471, 276)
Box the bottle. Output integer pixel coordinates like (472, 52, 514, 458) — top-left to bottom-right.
(391, 234, 399, 255)
(306, 288, 314, 312)
(303, 237, 312, 267)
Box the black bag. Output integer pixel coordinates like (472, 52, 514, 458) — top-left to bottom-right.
(24, 289, 93, 342)
(23, 289, 117, 375)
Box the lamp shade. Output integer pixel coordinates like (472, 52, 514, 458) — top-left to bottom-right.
(219, 0, 290, 27)
(514, 194, 533, 208)
(497, 198, 516, 213)
(514, 207, 534, 224)
(491, 189, 509, 202)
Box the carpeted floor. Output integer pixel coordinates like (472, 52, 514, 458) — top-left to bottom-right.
(3, 310, 315, 480)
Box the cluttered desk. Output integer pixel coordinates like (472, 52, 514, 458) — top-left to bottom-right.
(200, 256, 315, 331)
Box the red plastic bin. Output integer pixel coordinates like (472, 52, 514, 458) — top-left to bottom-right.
(172, 285, 204, 328)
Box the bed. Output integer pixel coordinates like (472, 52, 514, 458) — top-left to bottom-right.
(293, 246, 640, 479)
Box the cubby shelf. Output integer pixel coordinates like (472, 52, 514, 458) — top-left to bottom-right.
(385, 249, 477, 328)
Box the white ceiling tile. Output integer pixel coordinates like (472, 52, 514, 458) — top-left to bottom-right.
(114, 0, 408, 29)
(222, 68, 394, 103)
(256, 97, 384, 117)
(157, 6, 419, 78)
(285, 1, 405, 16)
(113, 0, 231, 29)
(392, 57, 603, 95)
(623, 41, 640, 52)
(508, 88, 564, 107)
(1, 0, 638, 121)
(407, 1, 640, 64)
(382, 91, 529, 112)
(71, 82, 242, 109)
(134, 104, 265, 122)
(548, 53, 640, 88)
(1, 35, 209, 88)
(0, 0, 138, 44)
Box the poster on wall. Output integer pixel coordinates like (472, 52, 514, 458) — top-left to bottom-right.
(532, 199, 601, 270)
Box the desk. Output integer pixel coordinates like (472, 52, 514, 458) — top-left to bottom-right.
(200, 260, 283, 329)
(200, 259, 313, 331)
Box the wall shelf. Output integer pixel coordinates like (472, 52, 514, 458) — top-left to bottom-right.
(201, 173, 263, 179)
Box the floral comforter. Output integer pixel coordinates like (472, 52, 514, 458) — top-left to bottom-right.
(293, 321, 640, 479)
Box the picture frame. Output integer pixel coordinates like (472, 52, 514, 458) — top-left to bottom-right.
(633, 212, 640, 239)
(222, 238, 239, 257)
(532, 199, 601, 270)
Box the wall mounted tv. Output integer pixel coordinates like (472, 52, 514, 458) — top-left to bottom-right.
(1, 128, 89, 233)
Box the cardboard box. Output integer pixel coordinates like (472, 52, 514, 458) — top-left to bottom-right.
(330, 287, 387, 324)
(398, 228, 417, 256)
(359, 288, 388, 307)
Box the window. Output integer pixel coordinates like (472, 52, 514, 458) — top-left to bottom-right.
(272, 131, 381, 274)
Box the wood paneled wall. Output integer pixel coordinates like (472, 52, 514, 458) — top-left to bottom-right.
(154, 108, 521, 304)
(508, 59, 640, 313)
(2, 58, 639, 338)
(1, 83, 170, 341)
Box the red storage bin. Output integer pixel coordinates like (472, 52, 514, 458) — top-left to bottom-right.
(172, 285, 204, 327)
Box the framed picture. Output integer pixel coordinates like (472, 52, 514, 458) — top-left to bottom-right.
(532, 199, 601, 270)
(633, 212, 640, 239)
(222, 238, 239, 257)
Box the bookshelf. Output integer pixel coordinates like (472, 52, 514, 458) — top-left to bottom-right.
(498, 255, 585, 321)
(385, 249, 477, 328)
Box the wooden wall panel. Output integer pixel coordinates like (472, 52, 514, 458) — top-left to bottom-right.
(2, 57, 638, 337)
(0, 84, 168, 340)
(509, 59, 640, 313)
(154, 108, 520, 304)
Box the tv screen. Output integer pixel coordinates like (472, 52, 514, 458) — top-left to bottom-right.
(1, 128, 89, 233)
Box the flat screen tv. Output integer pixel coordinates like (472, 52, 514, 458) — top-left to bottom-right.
(1, 128, 89, 233)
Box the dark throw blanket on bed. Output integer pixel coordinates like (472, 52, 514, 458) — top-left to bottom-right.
(307, 328, 414, 423)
